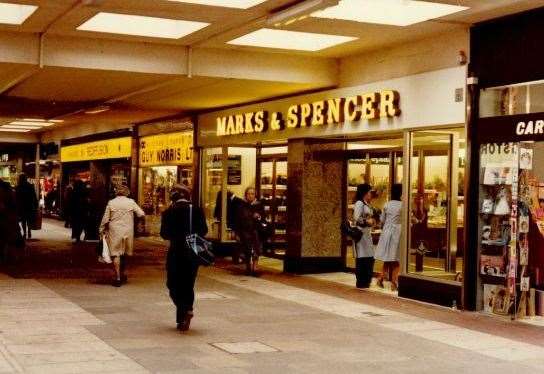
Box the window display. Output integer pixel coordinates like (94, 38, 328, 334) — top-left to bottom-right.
(478, 141, 544, 318)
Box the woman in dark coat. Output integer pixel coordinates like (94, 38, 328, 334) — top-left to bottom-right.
(15, 174, 38, 240)
(161, 184, 208, 332)
(70, 180, 90, 242)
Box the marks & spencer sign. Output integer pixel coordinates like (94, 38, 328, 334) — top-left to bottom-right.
(216, 90, 401, 137)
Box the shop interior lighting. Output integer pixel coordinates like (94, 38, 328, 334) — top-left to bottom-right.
(77, 12, 209, 39)
(227, 28, 357, 51)
(168, 0, 266, 9)
(266, 0, 339, 27)
(312, 0, 469, 27)
(0, 2, 38, 25)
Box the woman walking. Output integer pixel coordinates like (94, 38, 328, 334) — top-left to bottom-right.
(375, 184, 403, 291)
(161, 185, 208, 332)
(99, 185, 145, 287)
(353, 183, 376, 288)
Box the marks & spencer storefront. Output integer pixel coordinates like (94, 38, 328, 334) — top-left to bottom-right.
(197, 66, 470, 308)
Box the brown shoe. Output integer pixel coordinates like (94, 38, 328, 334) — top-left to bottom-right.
(178, 311, 193, 332)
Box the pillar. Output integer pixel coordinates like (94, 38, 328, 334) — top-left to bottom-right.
(285, 138, 345, 273)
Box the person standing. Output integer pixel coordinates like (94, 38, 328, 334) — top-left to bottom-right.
(15, 173, 38, 240)
(375, 184, 403, 290)
(99, 185, 145, 287)
(161, 185, 208, 332)
(0, 180, 21, 262)
(236, 187, 264, 275)
(353, 183, 376, 288)
(71, 180, 90, 242)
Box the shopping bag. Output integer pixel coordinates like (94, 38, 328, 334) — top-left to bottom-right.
(186, 204, 215, 266)
(30, 209, 42, 230)
(98, 237, 112, 264)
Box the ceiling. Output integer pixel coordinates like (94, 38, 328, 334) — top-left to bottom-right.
(0, 0, 543, 137)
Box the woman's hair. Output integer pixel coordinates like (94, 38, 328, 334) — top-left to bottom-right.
(355, 183, 372, 202)
(115, 184, 130, 197)
(391, 183, 402, 201)
(244, 187, 255, 199)
(170, 184, 191, 201)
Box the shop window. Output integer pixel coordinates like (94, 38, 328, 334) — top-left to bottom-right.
(480, 81, 544, 118)
(202, 147, 223, 240)
(407, 129, 465, 282)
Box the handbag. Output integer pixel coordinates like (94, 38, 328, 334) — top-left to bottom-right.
(186, 204, 215, 266)
(340, 220, 363, 242)
(30, 209, 42, 230)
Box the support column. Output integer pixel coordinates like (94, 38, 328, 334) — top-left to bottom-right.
(285, 139, 345, 274)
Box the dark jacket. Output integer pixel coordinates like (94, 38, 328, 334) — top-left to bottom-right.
(161, 200, 208, 250)
(15, 181, 37, 219)
(0, 181, 21, 246)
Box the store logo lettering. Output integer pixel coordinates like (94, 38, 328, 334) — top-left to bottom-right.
(216, 90, 401, 137)
(516, 120, 544, 135)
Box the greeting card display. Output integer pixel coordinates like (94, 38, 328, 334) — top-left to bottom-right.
(480, 254, 507, 277)
(483, 166, 513, 185)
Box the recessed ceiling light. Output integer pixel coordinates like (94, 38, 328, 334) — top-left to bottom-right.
(9, 121, 52, 127)
(77, 12, 210, 39)
(167, 0, 266, 9)
(0, 129, 30, 133)
(2, 125, 42, 130)
(227, 28, 357, 51)
(313, 0, 469, 27)
(84, 105, 110, 114)
(0, 3, 38, 25)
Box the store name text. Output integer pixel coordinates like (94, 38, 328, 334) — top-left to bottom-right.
(516, 120, 544, 136)
(216, 90, 401, 137)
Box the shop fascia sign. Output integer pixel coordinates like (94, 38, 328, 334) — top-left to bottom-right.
(216, 90, 401, 137)
(61, 137, 132, 163)
(139, 132, 193, 167)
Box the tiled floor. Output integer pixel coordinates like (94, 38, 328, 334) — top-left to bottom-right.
(1, 219, 544, 373)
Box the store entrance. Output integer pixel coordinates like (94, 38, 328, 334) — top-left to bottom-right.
(345, 138, 404, 270)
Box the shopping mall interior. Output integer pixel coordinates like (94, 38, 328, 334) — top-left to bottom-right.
(2, 1, 544, 373)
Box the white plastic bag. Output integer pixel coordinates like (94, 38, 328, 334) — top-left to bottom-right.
(99, 237, 112, 264)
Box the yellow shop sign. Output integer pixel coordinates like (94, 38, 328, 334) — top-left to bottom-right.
(139, 132, 193, 167)
(61, 137, 132, 163)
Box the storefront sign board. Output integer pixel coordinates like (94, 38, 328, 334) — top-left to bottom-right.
(61, 137, 132, 163)
(139, 132, 193, 167)
(197, 66, 467, 147)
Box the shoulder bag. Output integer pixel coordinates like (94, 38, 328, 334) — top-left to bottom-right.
(186, 204, 215, 266)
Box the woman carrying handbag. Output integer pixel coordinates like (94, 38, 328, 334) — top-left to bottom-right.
(161, 185, 208, 332)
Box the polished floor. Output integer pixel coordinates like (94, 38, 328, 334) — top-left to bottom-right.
(0, 220, 543, 373)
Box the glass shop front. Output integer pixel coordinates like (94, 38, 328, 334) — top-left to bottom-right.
(197, 66, 468, 308)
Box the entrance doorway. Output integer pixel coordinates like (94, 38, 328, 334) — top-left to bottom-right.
(345, 137, 404, 270)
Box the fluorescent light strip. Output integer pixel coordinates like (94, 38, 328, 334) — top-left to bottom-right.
(77, 12, 209, 39)
(313, 0, 468, 27)
(9, 121, 53, 127)
(0, 129, 30, 133)
(22, 118, 46, 122)
(168, 0, 266, 9)
(3, 125, 43, 130)
(227, 28, 357, 51)
(0, 3, 38, 25)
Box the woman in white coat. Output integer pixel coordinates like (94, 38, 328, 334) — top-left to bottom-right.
(375, 184, 402, 290)
(99, 185, 145, 287)
(353, 183, 376, 288)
